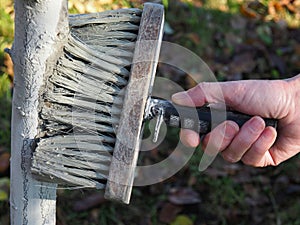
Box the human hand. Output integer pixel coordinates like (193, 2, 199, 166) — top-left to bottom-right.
(172, 75, 300, 167)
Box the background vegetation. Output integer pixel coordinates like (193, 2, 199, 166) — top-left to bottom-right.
(0, 0, 300, 224)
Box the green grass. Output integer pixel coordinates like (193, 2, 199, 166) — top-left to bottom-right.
(279, 202, 300, 225)
(0, 74, 11, 150)
(0, 0, 13, 152)
(189, 149, 247, 221)
(0, 0, 13, 69)
(166, 1, 241, 57)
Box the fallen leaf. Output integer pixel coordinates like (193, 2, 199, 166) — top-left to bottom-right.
(168, 187, 201, 205)
(240, 1, 268, 19)
(170, 215, 193, 225)
(203, 167, 227, 178)
(159, 202, 182, 224)
(73, 192, 107, 212)
(225, 32, 242, 47)
(0, 178, 10, 201)
(186, 33, 201, 45)
(99, 0, 113, 4)
(4, 53, 14, 78)
(229, 52, 256, 74)
(187, 175, 197, 187)
(275, 175, 289, 185)
(0, 190, 8, 201)
(223, 164, 242, 175)
(230, 15, 247, 30)
(294, 43, 300, 55)
(90, 209, 99, 223)
(286, 185, 300, 194)
(0, 152, 10, 174)
(73, 2, 86, 14)
(140, 216, 152, 225)
(267, 53, 286, 74)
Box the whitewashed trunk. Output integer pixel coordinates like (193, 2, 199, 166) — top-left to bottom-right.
(10, 0, 69, 224)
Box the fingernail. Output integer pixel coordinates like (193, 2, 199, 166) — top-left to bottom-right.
(172, 92, 187, 104)
(223, 121, 238, 138)
(249, 116, 265, 133)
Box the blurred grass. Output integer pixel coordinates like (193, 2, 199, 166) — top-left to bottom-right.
(0, 74, 11, 150)
(0, 0, 13, 153)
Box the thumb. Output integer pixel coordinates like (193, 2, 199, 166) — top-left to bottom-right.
(171, 91, 202, 107)
(172, 82, 229, 107)
(172, 80, 284, 117)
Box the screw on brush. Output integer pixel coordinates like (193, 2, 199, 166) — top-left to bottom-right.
(152, 107, 164, 143)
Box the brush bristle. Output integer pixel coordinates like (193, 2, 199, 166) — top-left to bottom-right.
(31, 8, 142, 188)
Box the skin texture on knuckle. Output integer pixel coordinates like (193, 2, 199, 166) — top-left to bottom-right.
(222, 152, 240, 163)
(285, 76, 300, 119)
(220, 80, 291, 118)
(222, 82, 248, 109)
(241, 157, 262, 167)
(240, 147, 265, 166)
(186, 84, 207, 106)
(270, 80, 294, 119)
(246, 118, 265, 137)
(192, 82, 224, 104)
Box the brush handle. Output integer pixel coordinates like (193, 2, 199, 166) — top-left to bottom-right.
(105, 3, 165, 204)
(151, 98, 277, 134)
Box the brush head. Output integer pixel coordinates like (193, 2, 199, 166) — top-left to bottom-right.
(104, 3, 164, 203)
(31, 8, 143, 188)
(31, 3, 164, 205)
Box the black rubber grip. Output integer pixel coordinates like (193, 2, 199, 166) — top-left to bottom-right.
(151, 98, 277, 134)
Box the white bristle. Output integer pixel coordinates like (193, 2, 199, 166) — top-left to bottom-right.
(31, 8, 142, 188)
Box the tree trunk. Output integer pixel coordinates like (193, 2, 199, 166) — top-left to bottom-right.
(10, 0, 69, 224)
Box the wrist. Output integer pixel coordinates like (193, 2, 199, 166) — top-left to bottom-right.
(287, 74, 300, 94)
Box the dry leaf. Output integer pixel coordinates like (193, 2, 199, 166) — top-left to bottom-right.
(229, 52, 256, 74)
(168, 187, 201, 205)
(73, 2, 86, 14)
(0, 152, 10, 174)
(4, 53, 14, 78)
(159, 202, 182, 224)
(73, 193, 107, 212)
(267, 53, 286, 74)
(186, 33, 201, 45)
(170, 215, 193, 225)
(230, 15, 247, 30)
(240, 1, 268, 19)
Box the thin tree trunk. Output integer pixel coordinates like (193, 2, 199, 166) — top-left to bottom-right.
(10, 1, 69, 224)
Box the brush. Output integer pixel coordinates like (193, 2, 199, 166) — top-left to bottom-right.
(31, 3, 277, 204)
